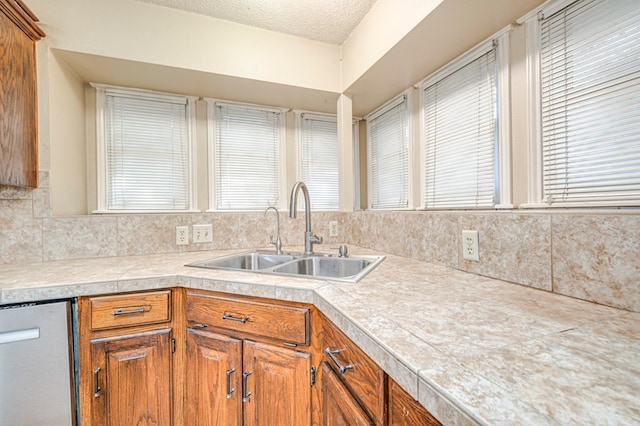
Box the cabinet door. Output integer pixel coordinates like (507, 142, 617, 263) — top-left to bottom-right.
(90, 328, 172, 426)
(243, 340, 312, 426)
(185, 328, 243, 426)
(388, 379, 441, 426)
(322, 363, 373, 426)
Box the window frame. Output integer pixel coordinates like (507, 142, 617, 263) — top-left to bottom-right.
(205, 98, 287, 212)
(418, 26, 512, 210)
(92, 83, 198, 213)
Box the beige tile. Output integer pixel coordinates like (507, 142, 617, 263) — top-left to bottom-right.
(0, 199, 42, 264)
(552, 214, 640, 312)
(458, 213, 552, 291)
(43, 216, 117, 261)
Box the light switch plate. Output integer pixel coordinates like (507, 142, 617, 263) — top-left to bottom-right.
(193, 224, 213, 243)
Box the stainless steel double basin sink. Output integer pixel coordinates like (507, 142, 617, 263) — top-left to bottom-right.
(186, 250, 384, 283)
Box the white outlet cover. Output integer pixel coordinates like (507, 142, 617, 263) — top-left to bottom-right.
(176, 226, 189, 246)
(462, 230, 479, 261)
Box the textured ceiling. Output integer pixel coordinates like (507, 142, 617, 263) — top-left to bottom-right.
(132, 0, 378, 44)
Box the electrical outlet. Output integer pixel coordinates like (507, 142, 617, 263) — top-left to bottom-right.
(193, 224, 213, 243)
(176, 226, 189, 246)
(462, 230, 479, 261)
(329, 221, 339, 237)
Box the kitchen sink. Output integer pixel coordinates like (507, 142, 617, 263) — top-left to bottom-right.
(187, 251, 299, 271)
(272, 256, 375, 280)
(186, 250, 384, 282)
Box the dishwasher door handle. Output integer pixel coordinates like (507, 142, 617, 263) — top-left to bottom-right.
(0, 327, 40, 345)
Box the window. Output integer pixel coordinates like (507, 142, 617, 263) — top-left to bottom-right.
(523, 0, 640, 207)
(297, 112, 339, 210)
(420, 29, 511, 209)
(208, 100, 285, 210)
(93, 84, 196, 212)
(366, 93, 411, 210)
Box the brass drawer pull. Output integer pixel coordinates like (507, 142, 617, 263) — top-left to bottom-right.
(325, 347, 354, 374)
(222, 312, 250, 323)
(112, 307, 146, 316)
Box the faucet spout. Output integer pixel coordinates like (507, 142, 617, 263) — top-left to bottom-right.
(289, 181, 322, 255)
(264, 206, 282, 254)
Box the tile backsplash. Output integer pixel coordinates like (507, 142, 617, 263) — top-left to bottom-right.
(2, 173, 638, 313)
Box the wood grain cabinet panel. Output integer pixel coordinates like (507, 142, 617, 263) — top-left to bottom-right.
(388, 378, 442, 426)
(185, 328, 243, 426)
(185, 290, 316, 425)
(90, 329, 173, 426)
(322, 362, 374, 426)
(78, 290, 178, 426)
(186, 291, 309, 345)
(0, 0, 44, 187)
(323, 319, 386, 425)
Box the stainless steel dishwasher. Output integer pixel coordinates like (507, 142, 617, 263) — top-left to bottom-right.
(0, 300, 76, 425)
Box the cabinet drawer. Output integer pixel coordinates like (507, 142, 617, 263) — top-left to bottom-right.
(323, 320, 386, 425)
(89, 290, 171, 331)
(186, 292, 309, 345)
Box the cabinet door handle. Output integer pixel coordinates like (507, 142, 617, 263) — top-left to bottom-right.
(93, 367, 102, 397)
(325, 347, 354, 374)
(242, 371, 252, 402)
(222, 312, 250, 323)
(112, 307, 146, 316)
(226, 368, 236, 398)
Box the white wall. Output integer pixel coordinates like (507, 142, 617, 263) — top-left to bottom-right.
(29, 0, 342, 93)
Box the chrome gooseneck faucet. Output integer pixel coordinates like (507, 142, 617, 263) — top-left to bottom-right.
(289, 181, 322, 255)
(264, 206, 282, 254)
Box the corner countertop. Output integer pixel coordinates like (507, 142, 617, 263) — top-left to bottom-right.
(1, 247, 638, 425)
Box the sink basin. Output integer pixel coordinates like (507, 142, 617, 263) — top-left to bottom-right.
(272, 256, 373, 279)
(186, 250, 384, 282)
(187, 251, 299, 271)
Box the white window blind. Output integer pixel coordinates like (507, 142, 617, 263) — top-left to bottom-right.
(213, 102, 283, 210)
(540, 0, 640, 206)
(367, 95, 409, 210)
(100, 87, 194, 211)
(423, 47, 498, 209)
(299, 112, 339, 210)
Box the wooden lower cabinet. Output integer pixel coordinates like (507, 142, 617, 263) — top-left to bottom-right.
(184, 290, 316, 425)
(78, 288, 442, 426)
(388, 379, 442, 426)
(90, 329, 173, 425)
(78, 290, 177, 426)
(322, 362, 373, 426)
(185, 328, 242, 425)
(185, 328, 312, 425)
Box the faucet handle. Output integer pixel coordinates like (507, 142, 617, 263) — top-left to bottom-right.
(309, 234, 323, 244)
(270, 235, 282, 255)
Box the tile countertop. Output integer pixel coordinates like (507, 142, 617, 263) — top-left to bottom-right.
(0, 247, 638, 425)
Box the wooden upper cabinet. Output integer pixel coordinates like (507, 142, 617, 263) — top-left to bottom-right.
(0, 0, 44, 188)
